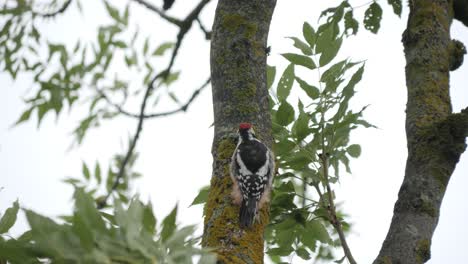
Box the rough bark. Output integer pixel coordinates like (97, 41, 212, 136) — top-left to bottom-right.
(374, 0, 468, 263)
(202, 1, 276, 263)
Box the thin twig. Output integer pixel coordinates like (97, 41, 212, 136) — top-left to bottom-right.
(131, 0, 183, 26)
(97, 0, 212, 205)
(320, 154, 357, 264)
(196, 17, 211, 40)
(100, 77, 210, 119)
(315, 56, 356, 263)
(100, 0, 211, 118)
(34, 0, 72, 17)
(97, 74, 160, 209)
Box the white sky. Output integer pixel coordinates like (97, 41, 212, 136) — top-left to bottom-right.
(1, 1, 467, 263)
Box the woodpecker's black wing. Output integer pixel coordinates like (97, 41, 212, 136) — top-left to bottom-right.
(237, 140, 268, 174)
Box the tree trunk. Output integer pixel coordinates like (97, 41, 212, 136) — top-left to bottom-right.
(202, 0, 276, 263)
(374, 0, 468, 263)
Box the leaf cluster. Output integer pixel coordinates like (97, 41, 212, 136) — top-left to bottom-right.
(266, 13, 375, 263)
(0, 190, 215, 264)
(2, 1, 178, 145)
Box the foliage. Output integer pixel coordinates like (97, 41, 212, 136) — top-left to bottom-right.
(1, 1, 179, 145)
(0, 189, 215, 264)
(0, 0, 404, 263)
(63, 151, 141, 207)
(265, 6, 376, 263)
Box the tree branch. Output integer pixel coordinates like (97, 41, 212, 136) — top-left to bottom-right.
(196, 17, 212, 40)
(96, 0, 212, 206)
(34, 0, 72, 18)
(99, 77, 210, 119)
(97, 74, 160, 209)
(374, 1, 465, 262)
(319, 154, 357, 264)
(131, 0, 183, 26)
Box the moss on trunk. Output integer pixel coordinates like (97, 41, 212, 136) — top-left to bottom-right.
(374, 0, 467, 263)
(202, 1, 277, 263)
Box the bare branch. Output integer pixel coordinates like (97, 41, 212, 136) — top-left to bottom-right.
(96, 0, 212, 205)
(131, 0, 183, 26)
(100, 0, 211, 118)
(146, 77, 211, 117)
(34, 0, 72, 18)
(99, 77, 210, 119)
(196, 17, 211, 40)
(97, 74, 161, 209)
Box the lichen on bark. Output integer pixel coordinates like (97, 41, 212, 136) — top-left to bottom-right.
(374, 0, 467, 263)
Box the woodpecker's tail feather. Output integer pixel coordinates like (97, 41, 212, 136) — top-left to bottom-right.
(240, 197, 257, 228)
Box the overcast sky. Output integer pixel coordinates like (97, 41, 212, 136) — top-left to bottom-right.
(1, 1, 467, 263)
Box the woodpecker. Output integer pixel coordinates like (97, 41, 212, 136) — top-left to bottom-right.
(230, 123, 275, 228)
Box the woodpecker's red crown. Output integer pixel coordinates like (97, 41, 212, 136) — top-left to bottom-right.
(239, 123, 252, 130)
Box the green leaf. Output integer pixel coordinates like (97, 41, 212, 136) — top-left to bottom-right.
(293, 111, 310, 143)
(307, 220, 332, 244)
(25, 209, 61, 237)
(302, 22, 316, 49)
(295, 77, 319, 100)
(388, 0, 402, 17)
(94, 163, 102, 184)
(0, 200, 19, 234)
(276, 64, 295, 101)
(315, 23, 335, 54)
(347, 144, 361, 158)
(276, 181, 296, 193)
(190, 186, 210, 206)
(152, 42, 174, 56)
(73, 188, 106, 234)
(36, 103, 50, 127)
(14, 108, 33, 125)
(274, 139, 296, 156)
(287, 37, 312, 55)
(300, 228, 317, 251)
(123, 5, 130, 25)
(143, 37, 149, 55)
(72, 213, 94, 251)
(356, 119, 376, 128)
(113, 40, 127, 48)
(267, 65, 276, 89)
(296, 247, 311, 260)
(281, 53, 316, 70)
(364, 2, 383, 34)
(162, 71, 180, 86)
(276, 100, 295, 126)
(104, 1, 121, 23)
(283, 150, 312, 170)
(267, 246, 294, 257)
(143, 202, 156, 235)
(165, 225, 195, 248)
(82, 162, 90, 180)
(321, 60, 346, 83)
(342, 65, 364, 98)
(161, 205, 177, 242)
(319, 37, 342, 67)
(344, 11, 359, 35)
